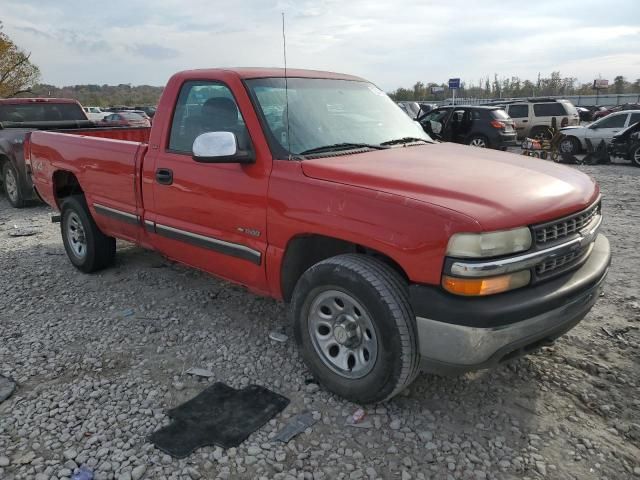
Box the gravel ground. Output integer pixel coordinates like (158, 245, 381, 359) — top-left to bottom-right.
(0, 162, 639, 480)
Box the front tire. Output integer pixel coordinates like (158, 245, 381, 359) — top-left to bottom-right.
(630, 144, 640, 168)
(559, 136, 581, 155)
(291, 254, 420, 403)
(2, 162, 25, 208)
(60, 195, 116, 273)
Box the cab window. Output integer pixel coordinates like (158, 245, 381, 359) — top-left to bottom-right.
(168, 81, 249, 154)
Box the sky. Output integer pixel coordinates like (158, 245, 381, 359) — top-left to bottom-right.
(2, 0, 639, 91)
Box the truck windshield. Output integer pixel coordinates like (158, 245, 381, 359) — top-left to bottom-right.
(245, 78, 432, 158)
(0, 103, 87, 122)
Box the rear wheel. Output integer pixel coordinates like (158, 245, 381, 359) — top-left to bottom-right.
(559, 136, 581, 155)
(291, 254, 420, 403)
(61, 195, 116, 273)
(631, 144, 640, 167)
(2, 162, 25, 208)
(468, 135, 489, 148)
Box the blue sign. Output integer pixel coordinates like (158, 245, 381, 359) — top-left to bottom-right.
(448, 78, 461, 89)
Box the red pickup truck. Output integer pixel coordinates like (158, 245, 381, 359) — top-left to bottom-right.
(27, 68, 611, 403)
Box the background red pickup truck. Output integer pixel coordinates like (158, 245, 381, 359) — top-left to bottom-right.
(26, 68, 611, 403)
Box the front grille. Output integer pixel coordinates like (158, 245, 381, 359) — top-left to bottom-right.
(533, 201, 600, 246)
(535, 246, 590, 277)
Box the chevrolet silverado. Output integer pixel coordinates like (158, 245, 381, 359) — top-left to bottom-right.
(26, 68, 611, 402)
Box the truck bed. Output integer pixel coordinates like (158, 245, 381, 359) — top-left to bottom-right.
(28, 129, 149, 242)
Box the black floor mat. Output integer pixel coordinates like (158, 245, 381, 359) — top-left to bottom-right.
(150, 383, 289, 458)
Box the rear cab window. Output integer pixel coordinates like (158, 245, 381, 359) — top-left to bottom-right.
(0, 103, 86, 122)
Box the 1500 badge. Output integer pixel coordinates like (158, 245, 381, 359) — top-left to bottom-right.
(236, 227, 261, 237)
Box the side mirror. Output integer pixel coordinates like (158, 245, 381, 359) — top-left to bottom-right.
(192, 131, 254, 164)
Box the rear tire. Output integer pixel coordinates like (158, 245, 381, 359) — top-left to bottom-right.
(2, 162, 25, 208)
(467, 135, 489, 148)
(291, 254, 420, 404)
(60, 195, 116, 273)
(630, 144, 640, 168)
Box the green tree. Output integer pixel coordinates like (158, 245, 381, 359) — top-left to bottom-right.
(613, 75, 625, 94)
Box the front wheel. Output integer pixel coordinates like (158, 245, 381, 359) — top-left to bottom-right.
(559, 136, 581, 155)
(291, 254, 420, 403)
(2, 162, 25, 208)
(630, 144, 640, 167)
(61, 195, 116, 273)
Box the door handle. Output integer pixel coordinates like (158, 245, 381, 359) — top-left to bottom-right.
(155, 168, 173, 185)
(522, 120, 529, 123)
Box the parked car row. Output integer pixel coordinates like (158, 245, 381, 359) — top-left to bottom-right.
(592, 103, 640, 121)
(83, 105, 157, 123)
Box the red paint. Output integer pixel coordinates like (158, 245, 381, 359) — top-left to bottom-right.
(27, 68, 599, 299)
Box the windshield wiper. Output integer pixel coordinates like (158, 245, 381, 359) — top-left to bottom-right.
(299, 142, 389, 155)
(379, 137, 432, 146)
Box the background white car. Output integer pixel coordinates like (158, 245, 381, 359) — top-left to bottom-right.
(82, 106, 109, 122)
(559, 110, 640, 155)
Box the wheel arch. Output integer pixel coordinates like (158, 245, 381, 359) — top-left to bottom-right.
(279, 233, 409, 303)
(52, 170, 84, 208)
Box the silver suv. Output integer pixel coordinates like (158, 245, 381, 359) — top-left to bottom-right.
(502, 99, 580, 139)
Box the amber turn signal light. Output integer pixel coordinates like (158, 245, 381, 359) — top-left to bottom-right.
(442, 270, 531, 296)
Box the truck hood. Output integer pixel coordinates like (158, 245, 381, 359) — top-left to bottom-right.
(301, 143, 599, 231)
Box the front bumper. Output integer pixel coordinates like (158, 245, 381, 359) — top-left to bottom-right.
(411, 234, 610, 375)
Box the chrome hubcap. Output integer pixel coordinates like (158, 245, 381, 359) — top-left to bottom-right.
(4, 168, 18, 202)
(66, 212, 87, 259)
(470, 138, 486, 147)
(634, 149, 640, 164)
(308, 290, 378, 379)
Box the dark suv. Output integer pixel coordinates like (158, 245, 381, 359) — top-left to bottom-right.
(609, 119, 640, 167)
(418, 106, 517, 149)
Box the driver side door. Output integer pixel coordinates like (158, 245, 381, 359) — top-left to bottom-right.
(143, 80, 271, 292)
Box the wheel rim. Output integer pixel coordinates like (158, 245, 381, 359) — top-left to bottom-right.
(307, 289, 378, 379)
(559, 139, 574, 154)
(66, 212, 87, 259)
(470, 138, 486, 148)
(633, 148, 640, 165)
(4, 167, 18, 203)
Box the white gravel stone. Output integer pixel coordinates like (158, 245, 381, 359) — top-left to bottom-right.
(0, 164, 637, 480)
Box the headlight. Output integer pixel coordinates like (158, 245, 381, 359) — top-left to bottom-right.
(446, 227, 532, 258)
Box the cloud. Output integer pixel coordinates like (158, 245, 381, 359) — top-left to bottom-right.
(127, 43, 180, 60)
(0, 0, 638, 88)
